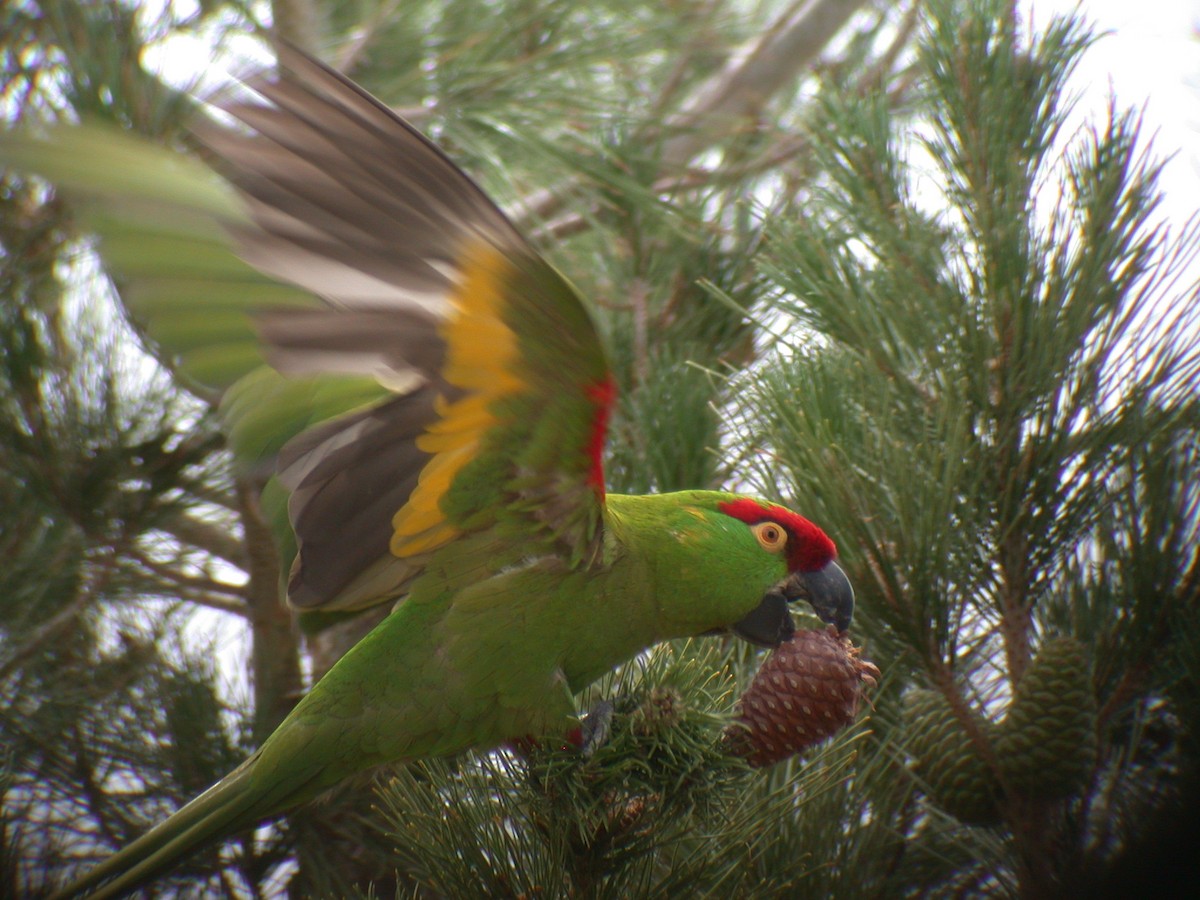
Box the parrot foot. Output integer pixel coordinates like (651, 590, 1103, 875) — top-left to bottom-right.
(577, 699, 614, 757)
(508, 700, 615, 757)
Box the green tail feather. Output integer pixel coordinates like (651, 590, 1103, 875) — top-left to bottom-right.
(54, 759, 270, 900)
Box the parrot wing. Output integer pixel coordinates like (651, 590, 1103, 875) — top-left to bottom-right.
(2, 46, 615, 611)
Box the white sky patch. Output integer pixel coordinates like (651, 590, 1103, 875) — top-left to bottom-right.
(1027, 0, 1200, 235)
(139, 0, 274, 95)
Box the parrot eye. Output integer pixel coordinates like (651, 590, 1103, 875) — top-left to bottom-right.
(751, 522, 788, 554)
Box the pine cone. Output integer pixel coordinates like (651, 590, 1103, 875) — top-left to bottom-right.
(997, 636, 1096, 799)
(905, 689, 1002, 825)
(724, 626, 880, 768)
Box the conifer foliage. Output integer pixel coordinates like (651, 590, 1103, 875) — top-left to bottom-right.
(739, 0, 1200, 893)
(2, 0, 1197, 897)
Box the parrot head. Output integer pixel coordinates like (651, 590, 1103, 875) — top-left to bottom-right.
(626, 492, 853, 647)
(715, 496, 854, 646)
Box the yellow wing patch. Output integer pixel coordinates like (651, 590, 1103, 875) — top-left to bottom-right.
(390, 240, 527, 558)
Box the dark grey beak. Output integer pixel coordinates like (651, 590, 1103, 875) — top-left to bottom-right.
(783, 560, 854, 633)
(727, 560, 854, 648)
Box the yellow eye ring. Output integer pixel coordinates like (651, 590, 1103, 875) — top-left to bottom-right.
(751, 521, 788, 553)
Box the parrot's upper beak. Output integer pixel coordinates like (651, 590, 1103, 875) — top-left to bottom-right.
(784, 560, 854, 633)
(730, 560, 855, 647)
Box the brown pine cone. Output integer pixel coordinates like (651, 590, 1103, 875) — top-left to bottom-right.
(725, 626, 880, 767)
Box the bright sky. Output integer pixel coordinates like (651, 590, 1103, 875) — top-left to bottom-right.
(1028, 0, 1200, 239)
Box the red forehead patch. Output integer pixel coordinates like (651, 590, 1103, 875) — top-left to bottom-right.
(718, 498, 836, 573)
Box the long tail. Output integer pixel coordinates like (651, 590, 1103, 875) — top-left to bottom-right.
(54, 756, 282, 899)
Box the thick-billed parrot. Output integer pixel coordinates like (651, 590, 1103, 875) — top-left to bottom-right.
(3, 46, 853, 898)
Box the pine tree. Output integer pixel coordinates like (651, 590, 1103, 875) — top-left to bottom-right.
(3, 0, 1197, 898)
(735, 0, 1200, 895)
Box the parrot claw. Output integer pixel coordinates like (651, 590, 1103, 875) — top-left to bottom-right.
(578, 699, 615, 757)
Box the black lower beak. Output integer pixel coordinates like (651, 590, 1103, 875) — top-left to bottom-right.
(731, 591, 796, 647)
(784, 560, 854, 633)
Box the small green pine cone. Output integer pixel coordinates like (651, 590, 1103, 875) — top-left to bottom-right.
(905, 689, 1002, 825)
(997, 636, 1096, 799)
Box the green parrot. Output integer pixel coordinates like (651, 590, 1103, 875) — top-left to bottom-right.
(5, 47, 853, 899)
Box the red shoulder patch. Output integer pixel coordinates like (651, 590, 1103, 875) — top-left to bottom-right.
(584, 376, 616, 498)
(718, 497, 836, 573)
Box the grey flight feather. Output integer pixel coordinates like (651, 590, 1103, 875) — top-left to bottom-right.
(190, 46, 534, 610)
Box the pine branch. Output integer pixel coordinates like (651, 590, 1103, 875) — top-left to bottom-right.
(329, 0, 404, 74)
(514, 0, 874, 236)
(533, 6, 920, 245)
(151, 511, 246, 571)
(123, 558, 251, 619)
(185, 481, 240, 514)
(236, 476, 303, 741)
(661, 0, 869, 168)
(0, 548, 120, 683)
